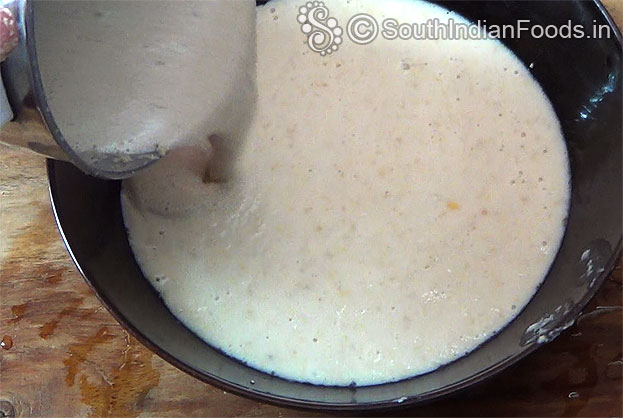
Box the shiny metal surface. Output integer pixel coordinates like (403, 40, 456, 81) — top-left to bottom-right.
(0, 0, 255, 179)
(0, 0, 67, 161)
(0, 0, 163, 178)
(44, 0, 622, 410)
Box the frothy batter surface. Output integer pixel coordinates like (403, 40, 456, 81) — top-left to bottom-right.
(122, 0, 570, 386)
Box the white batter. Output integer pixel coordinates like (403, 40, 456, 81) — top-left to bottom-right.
(121, 0, 570, 386)
(36, 0, 256, 159)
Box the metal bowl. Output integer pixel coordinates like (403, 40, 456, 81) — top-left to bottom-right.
(46, 0, 622, 411)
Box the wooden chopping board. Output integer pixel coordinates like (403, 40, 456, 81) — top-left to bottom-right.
(1, 3, 622, 416)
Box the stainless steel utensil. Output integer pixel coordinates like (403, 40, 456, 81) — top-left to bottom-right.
(0, 0, 255, 179)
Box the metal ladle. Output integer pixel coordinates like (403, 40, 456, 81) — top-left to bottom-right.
(0, 0, 255, 179)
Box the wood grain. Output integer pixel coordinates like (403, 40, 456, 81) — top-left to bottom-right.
(1, 3, 621, 416)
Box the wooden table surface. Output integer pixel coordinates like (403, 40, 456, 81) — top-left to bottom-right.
(1, 3, 622, 416)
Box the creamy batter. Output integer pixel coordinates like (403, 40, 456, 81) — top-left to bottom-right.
(121, 0, 570, 386)
(35, 0, 256, 159)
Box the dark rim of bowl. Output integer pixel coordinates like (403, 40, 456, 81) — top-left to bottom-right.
(45, 160, 623, 412)
(45, 0, 622, 411)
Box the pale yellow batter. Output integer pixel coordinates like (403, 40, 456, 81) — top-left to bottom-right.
(121, 0, 570, 386)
